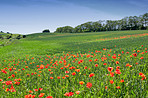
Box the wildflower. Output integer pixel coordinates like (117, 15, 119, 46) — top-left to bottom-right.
(115, 69, 121, 74)
(139, 72, 146, 80)
(72, 72, 76, 75)
(76, 91, 80, 94)
(108, 67, 113, 72)
(116, 61, 119, 64)
(29, 90, 33, 93)
(120, 79, 124, 83)
(65, 75, 69, 77)
(39, 93, 45, 97)
(95, 64, 98, 67)
(34, 89, 38, 91)
(46, 96, 53, 98)
(65, 71, 69, 73)
(57, 76, 60, 79)
(62, 77, 66, 79)
(110, 80, 114, 84)
(105, 86, 108, 89)
(116, 86, 120, 89)
(133, 53, 137, 57)
(89, 73, 95, 77)
(110, 72, 114, 77)
(64, 92, 74, 96)
(39, 88, 43, 91)
(5, 81, 12, 85)
(86, 82, 92, 88)
(79, 81, 84, 85)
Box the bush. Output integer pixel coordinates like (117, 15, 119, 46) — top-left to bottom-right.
(42, 29, 50, 33)
(23, 35, 26, 38)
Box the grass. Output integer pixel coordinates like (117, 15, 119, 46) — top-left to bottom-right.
(0, 30, 148, 97)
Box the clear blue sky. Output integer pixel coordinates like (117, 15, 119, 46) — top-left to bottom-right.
(0, 0, 147, 34)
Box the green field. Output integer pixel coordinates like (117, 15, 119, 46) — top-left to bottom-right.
(0, 30, 148, 60)
(0, 30, 148, 97)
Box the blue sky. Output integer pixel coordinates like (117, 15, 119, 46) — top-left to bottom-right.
(0, 0, 147, 34)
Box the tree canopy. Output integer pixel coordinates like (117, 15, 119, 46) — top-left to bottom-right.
(54, 13, 148, 33)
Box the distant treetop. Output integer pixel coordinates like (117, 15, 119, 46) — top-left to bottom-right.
(42, 29, 50, 33)
(54, 13, 148, 33)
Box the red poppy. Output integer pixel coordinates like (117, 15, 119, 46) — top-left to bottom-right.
(120, 79, 124, 83)
(108, 67, 113, 72)
(39, 93, 45, 97)
(39, 88, 43, 91)
(72, 72, 76, 75)
(95, 64, 98, 67)
(76, 91, 80, 94)
(110, 80, 114, 84)
(116, 86, 120, 89)
(89, 73, 95, 77)
(86, 82, 92, 88)
(79, 81, 84, 85)
(46, 96, 53, 98)
(64, 92, 74, 96)
(133, 53, 137, 57)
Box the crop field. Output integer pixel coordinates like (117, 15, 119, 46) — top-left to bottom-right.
(0, 30, 148, 98)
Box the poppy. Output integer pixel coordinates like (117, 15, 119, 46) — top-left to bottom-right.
(108, 67, 113, 72)
(116, 86, 120, 89)
(86, 82, 92, 88)
(46, 96, 53, 98)
(79, 81, 84, 85)
(72, 72, 76, 75)
(110, 80, 114, 84)
(89, 73, 95, 77)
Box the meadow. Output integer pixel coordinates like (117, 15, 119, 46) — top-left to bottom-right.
(0, 30, 148, 98)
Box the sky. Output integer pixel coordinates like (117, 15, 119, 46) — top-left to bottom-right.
(0, 0, 148, 34)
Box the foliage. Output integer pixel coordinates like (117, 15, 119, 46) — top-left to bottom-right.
(42, 29, 50, 33)
(55, 26, 74, 33)
(55, 13, 148, 33)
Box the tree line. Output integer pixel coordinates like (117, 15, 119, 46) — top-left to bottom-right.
(54, 13, 148, 33)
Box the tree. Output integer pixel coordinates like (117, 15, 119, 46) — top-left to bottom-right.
(42, 29, 50, 33)
(55, 26, 74, 33)
(54, 13, 148, 33)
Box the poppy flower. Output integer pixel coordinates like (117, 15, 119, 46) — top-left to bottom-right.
(120, 79, 124, 83)
(34, 89, 38, 91)
(76, 91, 80, 94)
(89, 73, 95, 77)
(64, 92, 74, 96)
(116, 86, 120, 89)
(5, 81, 12, 85)
(133, 53, 137, 57)
(79, 81, 84, 85)
(115, 69, 121, 74)
(39, 93, 45, 97)
(46, 96, 53, 98)
(108, 67, 113, 72)
(110, 72, 114, 77)
(65, 75, 69, 77)
(86, 82, 92, 88)
(39, 88, 43, 91)
(62, 77, 66, 79)
(110, 80, 114, 84)
(72, 72, 76, 75)
(95, 64, 98, 67)
(105, 86, 108, 89)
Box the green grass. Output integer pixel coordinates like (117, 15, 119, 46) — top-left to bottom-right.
(0, 30, 148, 98)
(0, 30, 148, 61)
